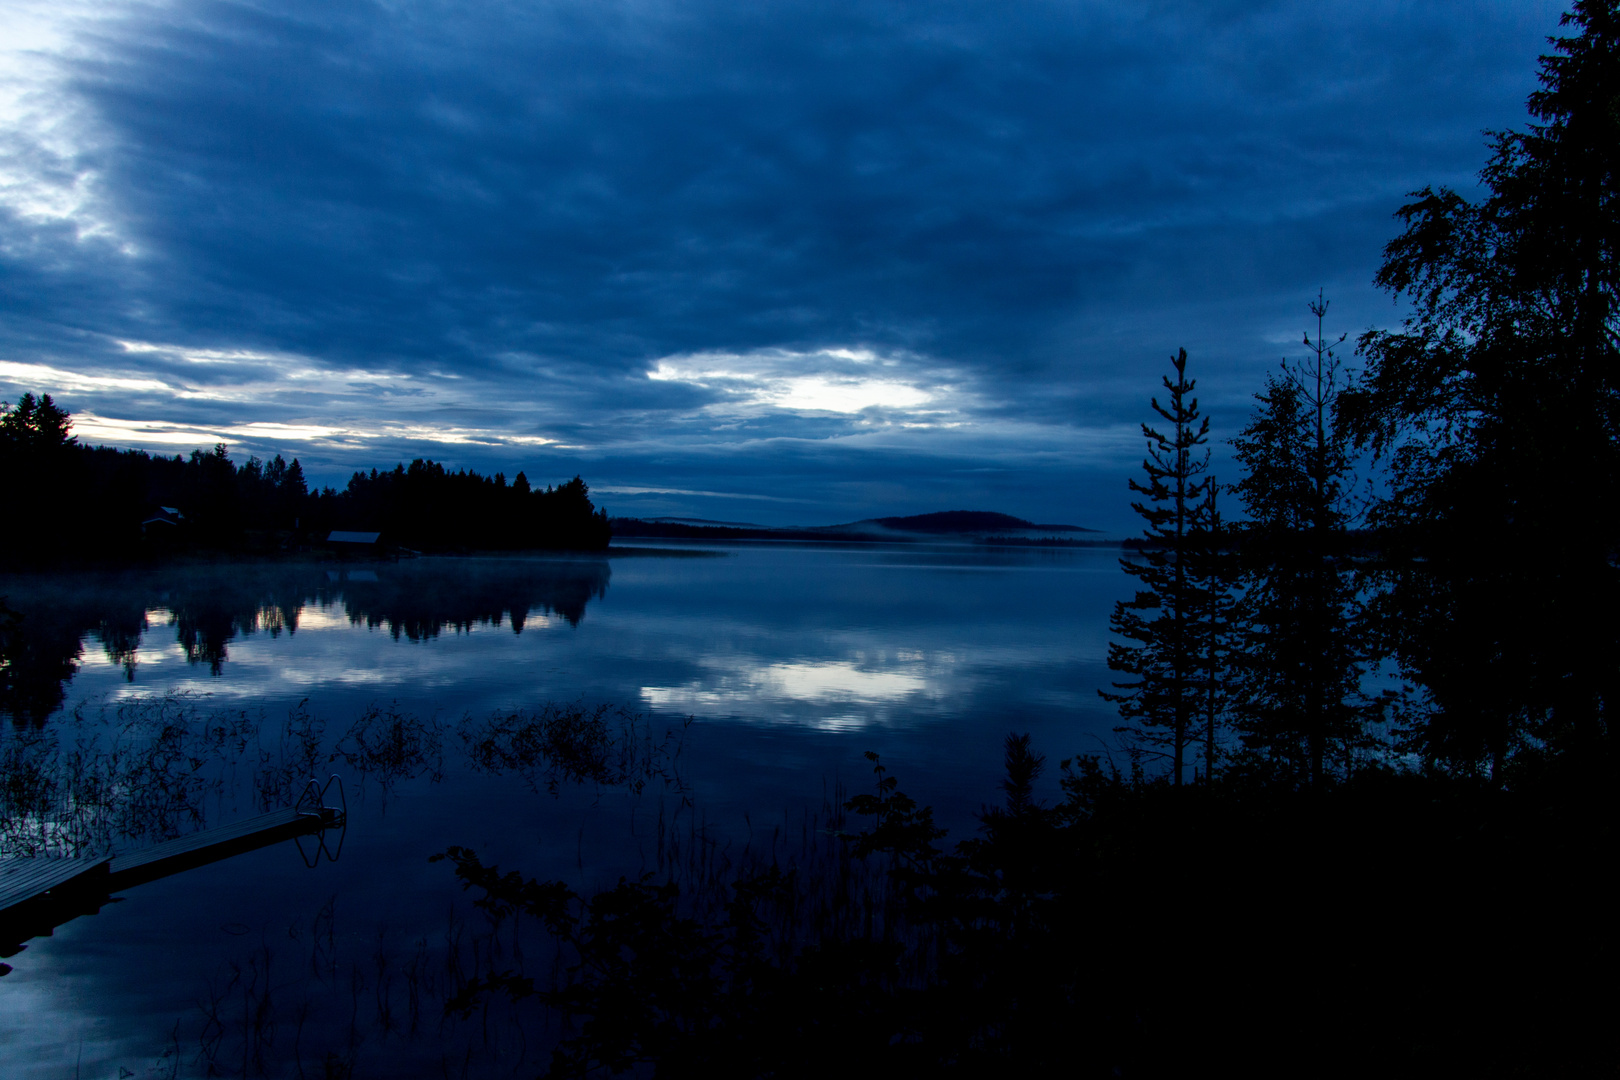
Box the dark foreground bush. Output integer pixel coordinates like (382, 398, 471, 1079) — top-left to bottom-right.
(440, 736, 1613, 1078)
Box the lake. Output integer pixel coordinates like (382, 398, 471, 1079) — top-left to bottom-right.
(0, 542, 1132, 1077)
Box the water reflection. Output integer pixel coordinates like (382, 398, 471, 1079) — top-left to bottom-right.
(0, 557, 611, 725)
(327, 559, 608, 639)
(0, 695, 679, 863)
(642, 658, 939, 729)
(1, 698, 300, 860)
(0, 544, 1135, 1078)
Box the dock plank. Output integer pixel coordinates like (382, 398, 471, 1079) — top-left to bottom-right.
(0, 858, 111, 914)
(106, 807, 340, 889)
(108, 809, 304, 873)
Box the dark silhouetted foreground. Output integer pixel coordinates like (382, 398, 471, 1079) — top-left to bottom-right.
(437, 738, 1610, 1078)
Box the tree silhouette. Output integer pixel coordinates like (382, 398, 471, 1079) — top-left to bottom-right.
(1231, 297, 1365, 786)
(0, 391, 611, 563)
(1189, 481, 1236, 783)
(0, 393, 82, 564)
(0, 392, 75, 452)
(1341, 1, 1619, 774)
(1103, 348, 1212, 785)
(326, 464, 610, 551)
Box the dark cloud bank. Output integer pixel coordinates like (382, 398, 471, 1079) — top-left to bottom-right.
(0, 0, 1564, 528)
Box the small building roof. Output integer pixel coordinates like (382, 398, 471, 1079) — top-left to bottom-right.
(326, 530, 381, 545)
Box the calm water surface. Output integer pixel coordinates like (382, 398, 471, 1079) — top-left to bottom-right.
(0, 542, 1131, 1076)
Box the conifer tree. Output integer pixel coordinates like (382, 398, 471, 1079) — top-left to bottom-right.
(0, 393, 80, 563)
(1190, 481, 1236, 783)
(1103, 348, 1212, 785)
(0, 392, 75, 453)
(1230, 297, 1363, 786)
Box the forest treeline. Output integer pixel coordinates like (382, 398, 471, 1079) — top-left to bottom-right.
(0, 405, 610, 563)
(435, 8, 1615, 1076)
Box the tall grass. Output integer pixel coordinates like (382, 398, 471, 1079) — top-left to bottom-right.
(0, 695, 688, 861)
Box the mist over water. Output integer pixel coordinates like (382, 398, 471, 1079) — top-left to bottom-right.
(0, 544, 1130, 1076)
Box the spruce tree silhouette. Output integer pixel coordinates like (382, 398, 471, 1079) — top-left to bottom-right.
(0, 392, 74, 452)
(1103, 348, 1212, 785)
(1230, 295, 1365, 786)
(1189, 481, 1236, 782)
(0, 393, 80, 563)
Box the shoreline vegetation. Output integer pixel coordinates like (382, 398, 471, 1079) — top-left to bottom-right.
(440, 738, 1608, 1079)
(1, 694, 1607, 1076)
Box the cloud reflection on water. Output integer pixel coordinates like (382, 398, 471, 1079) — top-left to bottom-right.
(641, 656, 941, 729)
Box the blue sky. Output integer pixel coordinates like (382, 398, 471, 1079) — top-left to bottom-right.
(0, 0, 1565, 529)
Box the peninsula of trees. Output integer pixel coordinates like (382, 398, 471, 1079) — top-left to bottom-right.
(0, 401, 610, 563)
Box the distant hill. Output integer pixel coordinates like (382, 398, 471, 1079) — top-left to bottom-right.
(646, 516, 764, 528)
(611, 508, 1096, 542)
(608, 519, 819, 541)
(853, 511, 1092, 534)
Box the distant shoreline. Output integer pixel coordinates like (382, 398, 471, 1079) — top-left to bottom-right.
(608, 510, 1113, 547)
(606, 533, 1124, 550)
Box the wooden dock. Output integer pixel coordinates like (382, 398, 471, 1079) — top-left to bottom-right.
(1, 856, 114, 967)
(0, 857, 111, 919)
(106, 805, 342, 889)
(1, 794, 345, 956)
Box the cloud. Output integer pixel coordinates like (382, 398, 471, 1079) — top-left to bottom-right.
(591, 485, 807, 503)
(68, 411, 563, 452)
(0, 0, 1567, 526)
(647, 347, 952, 417)
(0, 358, 168, 394)
(0, 0, 131, 246)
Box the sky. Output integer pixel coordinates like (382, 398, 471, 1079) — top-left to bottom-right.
(0, 0, 1568, 530)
